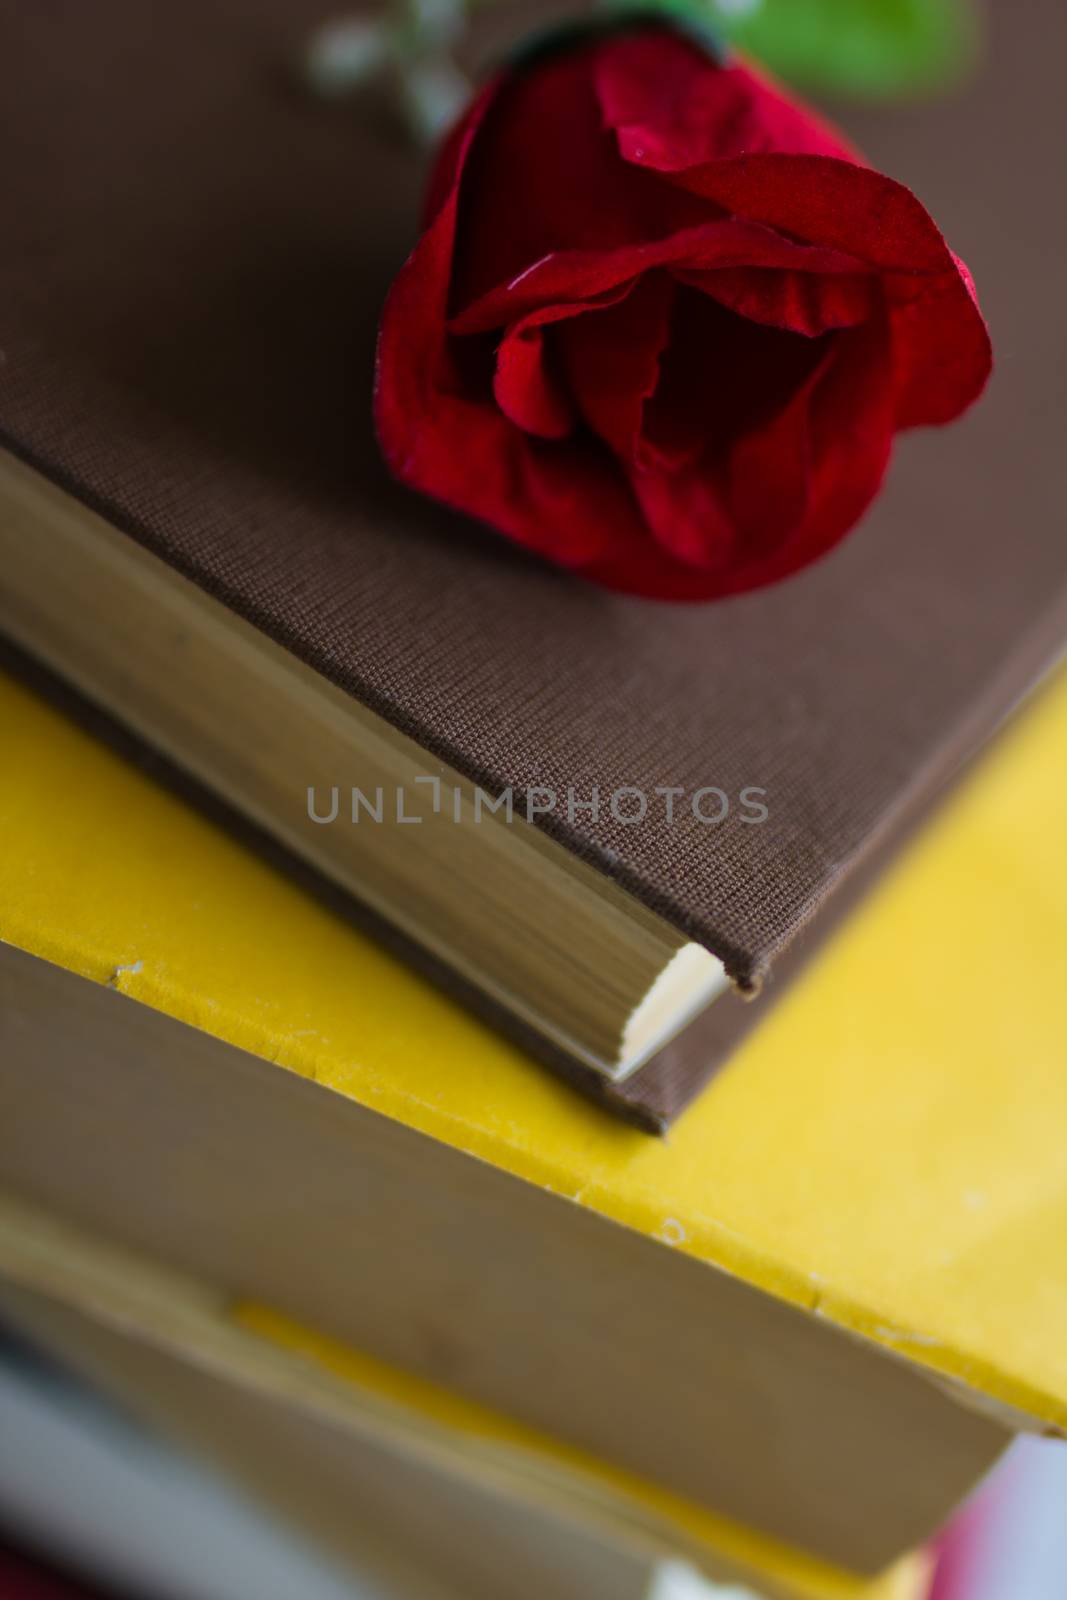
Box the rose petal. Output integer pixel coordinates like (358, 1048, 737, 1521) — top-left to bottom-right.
(448, 219, 868, 337)
(449, 45, 708, 319)
(497, 436, 652, 568)
(627, 345, 825, 572)
(494, 312, 578, 439)
(678, 265, 876, 337)
(606, 317, 892, 598)
(627, 151, 990, 425)
(641, 288, 828, 470)
(638, 152, 959, 273)
(493, 325, 573, 439)
(376, 95, 490, 485)
(558, 272, 674, 459)
(887, 264, 993, 427)
(725, 315, 897, 594)
(376, 104, 645, 569)
(629, 457, 736, 572)
(729, 365, 821, 548)
(594, 29, 858, 171)
(421, 79, 502, 229)
(572, 319, 894, 598)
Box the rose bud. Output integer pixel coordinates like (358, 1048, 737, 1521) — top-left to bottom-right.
(375, 22, 990, 601)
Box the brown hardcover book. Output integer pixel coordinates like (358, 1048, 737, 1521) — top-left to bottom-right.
(1, 0, 1064, 1124)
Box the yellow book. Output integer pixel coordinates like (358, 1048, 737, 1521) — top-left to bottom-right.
(1, 663, 1065, 1574)
(0, 1194, 929, 1600)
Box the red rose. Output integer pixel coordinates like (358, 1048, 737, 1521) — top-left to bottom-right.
(375, 24, 990, 601)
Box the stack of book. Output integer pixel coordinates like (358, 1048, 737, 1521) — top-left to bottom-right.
(1, 2, 1065, 1597)
(2, 651, 1064, 1598)
(2, 1319, 1064, 1600)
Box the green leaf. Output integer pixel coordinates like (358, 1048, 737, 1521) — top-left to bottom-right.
(703, 0, 978, 98)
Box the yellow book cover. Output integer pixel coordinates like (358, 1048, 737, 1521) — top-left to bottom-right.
(1, 661, 1065, 1574)
(0, 1193, 929, 1600)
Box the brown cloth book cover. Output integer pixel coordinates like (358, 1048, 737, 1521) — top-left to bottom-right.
(1, 0, 1065, 1124)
